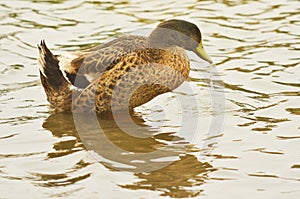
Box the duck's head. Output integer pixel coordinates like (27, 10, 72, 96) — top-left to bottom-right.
(148, 19, 212, 63)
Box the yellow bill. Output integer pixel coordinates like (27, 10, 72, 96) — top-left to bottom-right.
(195, 42, 213, 64)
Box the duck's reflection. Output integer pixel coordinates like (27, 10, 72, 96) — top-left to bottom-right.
(42, 113, 83, 158)
(43, 112, 215, 198)
(121, 154, 213, 198)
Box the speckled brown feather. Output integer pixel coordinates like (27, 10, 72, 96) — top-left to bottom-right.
(60, 35, 148, 76)
(71, 47, 189, 113)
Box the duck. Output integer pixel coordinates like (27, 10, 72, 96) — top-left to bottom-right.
(38, 19, 212, 113)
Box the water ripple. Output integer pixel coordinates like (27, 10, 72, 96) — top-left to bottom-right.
(0, 0, 300, 198)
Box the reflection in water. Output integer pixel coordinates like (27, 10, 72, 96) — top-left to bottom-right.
(42, 112, 215, 197)
(32, 170, 91, 188)
(121, 155, 214, 198)
(42, 113, 84, 158)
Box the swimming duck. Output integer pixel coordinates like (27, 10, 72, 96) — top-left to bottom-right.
(38, 19, 212, 113)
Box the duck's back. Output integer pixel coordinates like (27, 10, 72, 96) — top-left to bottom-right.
(58, 35, 148, 84)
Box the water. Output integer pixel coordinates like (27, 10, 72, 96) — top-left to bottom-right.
(1, 0, 300, 198)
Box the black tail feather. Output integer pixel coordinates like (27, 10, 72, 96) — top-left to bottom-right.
(38, 40, 66, 88)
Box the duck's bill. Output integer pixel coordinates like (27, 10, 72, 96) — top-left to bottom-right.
(195, 43, 213, 64)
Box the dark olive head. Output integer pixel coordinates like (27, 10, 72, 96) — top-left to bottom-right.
(148, 19, 212, 63)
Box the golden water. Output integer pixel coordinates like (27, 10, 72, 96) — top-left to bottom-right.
(0, 0, 299, 198)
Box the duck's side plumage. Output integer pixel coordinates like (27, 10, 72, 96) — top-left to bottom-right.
(71, 46, 189, 113)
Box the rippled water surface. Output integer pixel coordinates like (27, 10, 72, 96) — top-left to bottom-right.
(1, 0, 300, 198)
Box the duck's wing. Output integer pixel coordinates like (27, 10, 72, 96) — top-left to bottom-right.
(58, 35, 148, 82)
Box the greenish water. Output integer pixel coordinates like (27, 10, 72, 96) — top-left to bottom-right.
(0, 0, 300, 198)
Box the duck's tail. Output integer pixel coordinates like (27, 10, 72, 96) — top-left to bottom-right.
(37, 40, 73, 112)
(38, 40, 66, 88)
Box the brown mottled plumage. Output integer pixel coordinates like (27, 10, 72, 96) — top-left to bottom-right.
(38, 19, 212, 113)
